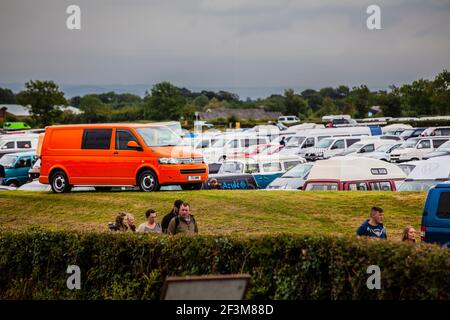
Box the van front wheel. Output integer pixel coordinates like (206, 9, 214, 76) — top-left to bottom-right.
(138, 170, 160, 192)
(50, 170, 71, 193)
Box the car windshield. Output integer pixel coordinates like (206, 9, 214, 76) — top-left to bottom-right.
(375, 144, 396, 152)
(136, 127, 184, 147)
(316, 138, 334, 149)
(398, 140, 418, 149)
(436, 141, 450, 152)
(397, 180, 438, 192)
(285, 136, 305, 148)
(347, 143, 364, 152)
(400, 129, 415, 138)
(282, 163, 313, 178)
(0, 155, 17, 168)
(219, 162, 244, 174)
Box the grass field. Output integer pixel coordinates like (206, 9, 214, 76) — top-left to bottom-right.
(0, 190, 427, 240)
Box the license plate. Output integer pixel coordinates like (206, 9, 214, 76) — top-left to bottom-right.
(188, 176, 201, 181)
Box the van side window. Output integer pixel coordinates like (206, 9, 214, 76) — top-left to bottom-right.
(331, 140, 345, 149)
(433, 139, 448, 148)
(82, 129, 112, 150)
(348, 182, 367, 190)
(303, 137, 314, 148)
(418, 140, 431, 149)
(346, 139, 360, 147)
(17, 141, 32, 149)
(116, 130, 139, 150)
(361, 144, 375, 152)
(370, 182, 392, 191)
(2, 141, 15, 149)
(437, 192, 450, 219)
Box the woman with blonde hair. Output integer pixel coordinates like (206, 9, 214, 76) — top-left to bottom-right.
(401, 226, 416, 243)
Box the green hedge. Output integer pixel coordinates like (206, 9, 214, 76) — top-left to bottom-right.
(0, 230, 449, 300)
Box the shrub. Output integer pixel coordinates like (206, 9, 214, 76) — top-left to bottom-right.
(0, 230, 448, 299)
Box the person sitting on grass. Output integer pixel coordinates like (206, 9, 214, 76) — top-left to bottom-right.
(401, 226, 416, 243)
(161, 199, 183, 233)
(109, 212, 136, 232)
(356, 206, 387, 239)
(137, 209, 162, 233)
(167, 202, 198, 235)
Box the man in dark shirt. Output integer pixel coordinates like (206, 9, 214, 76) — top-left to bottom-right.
(356, 206, 387, 239)
(161, 199, 183, 233)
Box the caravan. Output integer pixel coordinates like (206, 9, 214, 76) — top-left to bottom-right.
(303, 157, 406, 191)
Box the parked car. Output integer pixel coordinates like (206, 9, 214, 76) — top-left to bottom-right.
(267, 163, 314, 190)
(422, 140, 450, 160)
(336, 139, 394, 157)
(397, 156, 450, 192)
(39, 124, 208, 193)
(0, 151, 38, 187)
(303, 157, 406, 191)
(389, 136, 450, 163)
(421, 182, 450, 246)
(356, 142, 402, 162)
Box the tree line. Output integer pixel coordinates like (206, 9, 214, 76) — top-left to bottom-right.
(0, 69, 448, 127)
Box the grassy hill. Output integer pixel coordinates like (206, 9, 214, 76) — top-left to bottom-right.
(0, 190, 426, 240)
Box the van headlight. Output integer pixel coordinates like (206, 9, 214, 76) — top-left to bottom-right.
(159, 158, 182, 164)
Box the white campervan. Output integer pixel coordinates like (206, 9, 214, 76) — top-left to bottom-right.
(279, 126, 374, 156)
(303, 136, 365, 161)
(389, 136, 450, 163)
(336, 139, 395, 157)
(0, 133, 39, 158)
(201, 133, 271, 163)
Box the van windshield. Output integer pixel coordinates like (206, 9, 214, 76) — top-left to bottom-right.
(0, 155, 17, 168)
(375, 144, 396, 153)
(316, 138, 334, 149)
(398, 140, 417, 149)
(436, 141, 450, 152)
(285, 136, 305, 148)
(282, 163, 313, 178)
(136, 127, 184, 147)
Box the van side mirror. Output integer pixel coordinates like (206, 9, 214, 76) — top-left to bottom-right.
(359, 149, 365, 153)
(127, 141, 142, 150)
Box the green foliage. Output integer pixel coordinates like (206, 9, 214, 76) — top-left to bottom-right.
(0, 231, 448, 300)
(144, 82, 186, 121)
(79, 96, 111, 123)
(0, 87, 16, 104)
(16, 80, 67, 127)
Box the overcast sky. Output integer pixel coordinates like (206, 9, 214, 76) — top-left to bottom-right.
(1, 0, 449, 92)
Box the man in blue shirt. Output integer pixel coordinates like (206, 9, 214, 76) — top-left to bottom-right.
(356, 206, 387, 239)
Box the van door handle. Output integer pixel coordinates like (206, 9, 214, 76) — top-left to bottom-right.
(113, 151, 119, 155)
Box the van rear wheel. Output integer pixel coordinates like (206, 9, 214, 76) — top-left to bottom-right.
(50, 170, 71, 193)
(138, 170, 160, 192)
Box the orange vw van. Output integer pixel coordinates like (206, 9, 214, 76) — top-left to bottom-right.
(39, 124, 208, 193)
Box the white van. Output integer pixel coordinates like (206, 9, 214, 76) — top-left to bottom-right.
(0, 134, 39, 158)
(389, 136, 450, 163)
(279, 126, 373, 156)
(278, 116, 300, 124)
(201, 133, 271, 163)
(304, 136, 364, 161)
(336, 139, 395, 157)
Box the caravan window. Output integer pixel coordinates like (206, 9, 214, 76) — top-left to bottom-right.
(370, 181, 392, 191)
(220, 162, 244, 174)
(245, 163, 260, 174)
